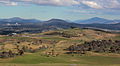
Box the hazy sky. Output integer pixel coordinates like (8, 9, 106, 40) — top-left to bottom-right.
(0, 0, 120, 20)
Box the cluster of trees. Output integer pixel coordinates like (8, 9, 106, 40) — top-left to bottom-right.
(66, 40, 120, 54)
(0, 49, 24, 58)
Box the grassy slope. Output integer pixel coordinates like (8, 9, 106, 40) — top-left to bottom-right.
(0, 29, 120, 66)
(0, 52, 120, 65)
(112, 34, 120, 40)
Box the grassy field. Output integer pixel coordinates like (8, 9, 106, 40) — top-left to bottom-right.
(0, 52, 120, 66)
(112, 35, 120, 40)
(40, 36, 69, 41)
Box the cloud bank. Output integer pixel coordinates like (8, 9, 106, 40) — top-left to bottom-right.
(0, 0, 120, 9)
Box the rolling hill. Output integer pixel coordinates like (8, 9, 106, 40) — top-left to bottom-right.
(0, 28, 120, 66)
(0, 17, 41, 24)
(75, 17, 120, 24)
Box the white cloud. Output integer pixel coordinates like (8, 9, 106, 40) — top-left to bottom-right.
(82, 1, 102, 9)
(11, 0, 80, 6)
(76, 0, 120, 9)
(0, 0, 18, 6)
(6, 2, 18, 6)
(97, 0, 120, 9)
(27, 0, 78, 6)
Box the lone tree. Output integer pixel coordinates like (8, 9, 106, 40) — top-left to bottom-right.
(18, 49, 24, 55)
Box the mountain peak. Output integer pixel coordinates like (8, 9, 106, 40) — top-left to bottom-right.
(47, 19, 67, 23)
(11, 17, 22, 19)
(9, 17, 23, 20)
(90, 17, 106, 20)
(75, 17, 111, 24)
(49, 19, 65, 21)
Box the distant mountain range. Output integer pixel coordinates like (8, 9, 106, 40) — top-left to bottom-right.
(0, 17, 41, 24)
(74, 17, 120, 24)
(0, 17, 120, 24)
(0, 17, 120, 35)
